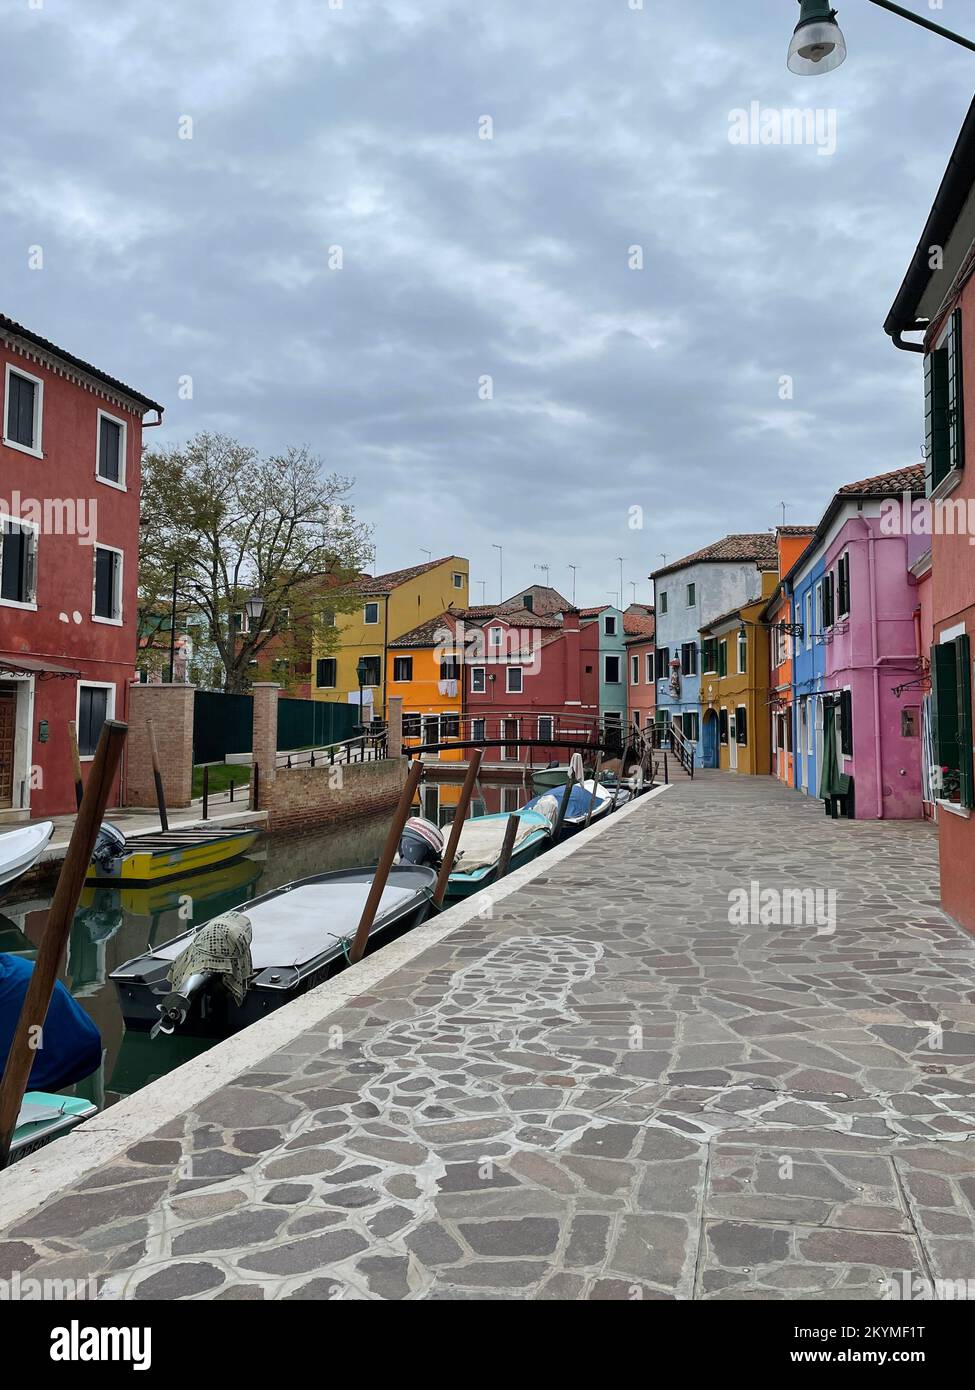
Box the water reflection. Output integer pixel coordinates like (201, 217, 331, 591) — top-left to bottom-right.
(1, 777, 537, 1108)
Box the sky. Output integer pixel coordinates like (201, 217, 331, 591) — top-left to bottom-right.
(3, 0, 973, 610)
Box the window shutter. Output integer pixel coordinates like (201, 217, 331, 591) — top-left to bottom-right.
(931, 642, 960, 780)
(840, 689, 853, 756)
(25, 530, 36, 604)
(956, 633, 974, 810)
(737, 707, 747, 744)
(947, 308, 965, 476)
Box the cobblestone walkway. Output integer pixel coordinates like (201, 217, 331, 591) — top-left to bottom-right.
(3, 773, 975, 1300)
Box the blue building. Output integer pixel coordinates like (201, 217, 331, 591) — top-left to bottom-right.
(789, 550, 827, 798)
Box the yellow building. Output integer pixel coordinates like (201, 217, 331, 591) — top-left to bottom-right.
(311, 556, 468, 718)
(386, 612, 464, 763)
(699, 573, 777, 775)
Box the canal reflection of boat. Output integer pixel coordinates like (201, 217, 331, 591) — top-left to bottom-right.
(77, 856, 264, 944)
(10, 1093, 97, 1166)
(530, 763, 593, 789)
(0, 821, 54, 894)
(108, 1028, 214, 1098)
(446, 810, 553, 898)
(86, 823, 261, 887)
(111, 864, 439, 1038)
(0, 912, 35, 957)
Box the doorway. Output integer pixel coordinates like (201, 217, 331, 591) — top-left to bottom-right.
(0, 689, 15, 808)
(702, 710, 718, 768)
(729, 712, 738, 771)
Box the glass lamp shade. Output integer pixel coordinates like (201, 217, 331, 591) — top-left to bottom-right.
(244, 594, 265, 624)
(788, 19, 847, 74)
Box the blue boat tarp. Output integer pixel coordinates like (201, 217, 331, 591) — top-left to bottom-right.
(525, 782, 612, 823)
(0, 954, 102, 1091)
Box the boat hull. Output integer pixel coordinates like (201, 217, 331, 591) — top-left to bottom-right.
(0, 821, 54, 892)
(10, 1094, 97, 1165)
(86, 827, 260, 886)
(446, 831, 548, 897)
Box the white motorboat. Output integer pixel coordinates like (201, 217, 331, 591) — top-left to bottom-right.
(0, 821, 55, 893)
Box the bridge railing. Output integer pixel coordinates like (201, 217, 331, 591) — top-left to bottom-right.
(400, 710, 627, 758)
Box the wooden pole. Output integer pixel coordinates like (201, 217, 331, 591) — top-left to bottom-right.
(349, 757, 425, 963)
(202, 764, 209, 821)
(67, 720, 84, 811)
(610, 743, 631, 812)
(551, 770, 575, 843)
(495, 812, 520, 880)
(0, 720, 127, 1169)
(146, 718, 169, 832)
(584, 753, 603, 829)
(432, 749, 483, 908)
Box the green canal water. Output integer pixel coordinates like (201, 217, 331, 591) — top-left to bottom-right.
(1, 781, 533, 1109)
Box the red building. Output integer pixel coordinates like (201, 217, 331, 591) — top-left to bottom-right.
(886, 96, 975, 932)
(460, 601, 600, 764)
(0, 315, 163, 819)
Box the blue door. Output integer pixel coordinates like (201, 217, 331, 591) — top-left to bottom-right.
(702, 711, 719, 768)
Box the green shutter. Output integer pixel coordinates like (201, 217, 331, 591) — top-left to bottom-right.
(956, 634, 974, 810)
(925, 346, 951, 494)
(931, 641, 960, 788)
(947, 308, 965, 476)
(718, 641, 727, 677)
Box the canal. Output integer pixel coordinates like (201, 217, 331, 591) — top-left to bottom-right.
(1, 778, 535, 1110)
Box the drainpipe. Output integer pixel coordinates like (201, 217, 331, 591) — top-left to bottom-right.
(855, 516, 885, 818)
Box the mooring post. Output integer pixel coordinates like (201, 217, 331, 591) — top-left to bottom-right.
(496, 813, 521, 879)
(610, 743, 631, 812)
(147, 718, 169, 832)
(67, 720, 84, 811)
(552, 771, 575, 843)
(253, 761, 260, 811)
(584, 752, 604, 829)
(349, 757, 426, 962)
(202, 764, 209, 820)
(0, 720, 127, 1169)
(432, 749, 484, 907)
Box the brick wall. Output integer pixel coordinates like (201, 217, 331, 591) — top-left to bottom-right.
(262, 756, 408, 833)
(126, 683, 195, 808)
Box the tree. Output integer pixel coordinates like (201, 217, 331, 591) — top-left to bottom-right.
(139, 433, 372, 693)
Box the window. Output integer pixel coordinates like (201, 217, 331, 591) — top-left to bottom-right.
(471, 717, 485, 741)
(654, 646, 670, 682)
(442, 713, 460, 738)
(815, 582, 824, 635)
(686, 583, 696, 607)
(822, 571, 835, 629)
(683, 712, 699, 743)
(523, 594, 534, 612)
(3, 365, 42, 455)
(452, 572, 465, 589)
(646, 653, 654, 683)
(77, 683, 114, 759)
(736, 706, 748, 745)
(701, 638, 716, 673)
(805, 590, 812, 649)
(96, 411, 125, 486)
(737, 630, 748, 674)
(363, 602, 379, 624)
(0, 519, 37, 606)
(604, 614, 617, 636)
(439, 657, 461, 681)
(839, 688, 853, 757)
(633, 710, 641, 728)
(232, 611, 247, 633)
(837, 552, 850, 618)
(631, 655, 640, 685)
(276, 608, 290, 631)
(659, 591, 668, 615)
(489, 626, 503, 648)
(925, 308, 964, 496)
(471, 666, 486, 693)
(681, 642, 697, 676)
(717, 641, 728, 678)
(92, 545, 122, 623)
(321, 608, 336, 627)
(316, 658, 337, 687)
(402, 713, 421, 739)
(538, 715, 554, 741)
(507, 666, 523, 693)
(719, 708, 729, 745)
(393, 656, 413, 682)
(359, 655, 381, 686)
(501, 718, 519, 761)
(604, 654, 621, 684)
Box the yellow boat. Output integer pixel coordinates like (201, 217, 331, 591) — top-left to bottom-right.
(80, 856, 263, 915)
(86, 825, 261, 886)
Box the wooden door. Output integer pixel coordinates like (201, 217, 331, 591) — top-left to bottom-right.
(0, 689, 16, 809)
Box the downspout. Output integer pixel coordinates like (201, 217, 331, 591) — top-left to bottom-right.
(888, 327, 926, 355)
(855, 516, 885, 818)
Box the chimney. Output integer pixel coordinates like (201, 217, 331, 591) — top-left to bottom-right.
(563, 609, 581, 704)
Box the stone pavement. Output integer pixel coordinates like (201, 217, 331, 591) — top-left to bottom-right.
(3, 772, 975, 1300)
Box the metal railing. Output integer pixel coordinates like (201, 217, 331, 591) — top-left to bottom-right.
(401, 710, 626, 760)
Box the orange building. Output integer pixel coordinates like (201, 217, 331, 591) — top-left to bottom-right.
(386, 612, 464, 763)
(760, 527, 815, 787)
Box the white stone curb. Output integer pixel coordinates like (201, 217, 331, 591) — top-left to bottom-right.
(0, 782, 671, 1229)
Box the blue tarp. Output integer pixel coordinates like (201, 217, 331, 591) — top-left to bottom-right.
(525, 783, 607, 821)
(0, 954, 102, 1091)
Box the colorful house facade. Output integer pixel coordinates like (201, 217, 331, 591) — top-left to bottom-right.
(761, 527, 816, 787)
(386, 612, 464, 763)
(311, 556, 468, 719)
(651, 534, 779, 765)
(624, 607, 655, 734)
(785, 466, 927, 820)
(578, 605, 627, 733)
(886, 94, 975, 929)
(699, 576, 776, 775)
(0, 314, 162, 818)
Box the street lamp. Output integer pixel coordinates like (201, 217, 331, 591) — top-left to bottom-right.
(788, 1, 846, 75)
(244, 593, 265, 630)
(788, 0, 975, 75)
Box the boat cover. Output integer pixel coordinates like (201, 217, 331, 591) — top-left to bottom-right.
(0, 954, 101, 1090)
(525, 781, 611, 822)
(453, 813, 549, 874)
(169, 910, 254, 1003)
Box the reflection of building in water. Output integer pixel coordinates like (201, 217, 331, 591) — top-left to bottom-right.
(413, 779, 529, 828)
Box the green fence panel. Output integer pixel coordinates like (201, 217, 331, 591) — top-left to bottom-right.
(193, 691, 253, 765)
(276, 698, 360, 751)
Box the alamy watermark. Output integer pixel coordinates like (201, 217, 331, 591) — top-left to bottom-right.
(881, 490, 975, 547)
(728, 880, 837, 935)
(0, 490, 97, 543)
(728, 102, 837, 158)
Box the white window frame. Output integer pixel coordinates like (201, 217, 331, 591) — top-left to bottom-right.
(804, 590, 812, 650)
(506, 665, 524, 694)
(76, 680, 116, 761)
(95, 408, 127, 491)
(3, 364, 44, 459)
(92, 542, 124, 626)
(470, 666, 486, 694)
(631, 654, 640, 685)
(737, 631, 747, 674)
(363, 601, 380, 625)
(815, 581, 824, 637)
(604, 654, 622, 684)
(452, 572, 465, 589)
(392, 655, 413, 683)
(0, 513, 39, 611)
(489, 626, 504, 648)
(471, 716, 486, 742)
(646, 653, 653, 683)
(538, 714, 554, 742)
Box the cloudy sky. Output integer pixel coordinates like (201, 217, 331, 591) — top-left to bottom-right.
(4, 0, 973, 608)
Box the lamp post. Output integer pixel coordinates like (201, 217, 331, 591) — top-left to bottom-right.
(787, 0, 975, 75)
(245, 593, 265, 631)
(492, 543, 504, 602)
(167, 559, 178, 684)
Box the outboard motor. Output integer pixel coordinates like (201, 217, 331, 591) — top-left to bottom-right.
(91, 822, 126, 876)
(398, 816, 445, 868)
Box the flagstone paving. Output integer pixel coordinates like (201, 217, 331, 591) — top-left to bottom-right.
(3, 772, 975, 1299)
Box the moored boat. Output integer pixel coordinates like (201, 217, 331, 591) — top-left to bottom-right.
(524, 779, 616, 833)
(111, 864, 438, 1037)
(9, 1093, 97, 1165)
(0, 821, 54, 894)
(86, 823, 260, 887)
(446, 810, 552, 898)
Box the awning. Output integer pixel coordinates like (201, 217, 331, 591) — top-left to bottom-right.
(0, 655, 81, 678)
